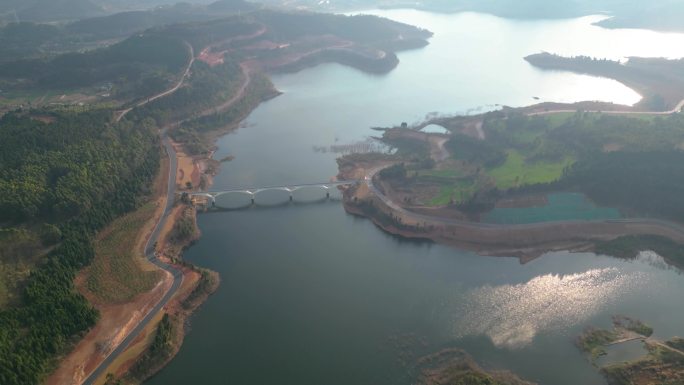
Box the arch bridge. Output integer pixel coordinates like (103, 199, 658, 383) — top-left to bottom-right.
(189, 180, 359, 206)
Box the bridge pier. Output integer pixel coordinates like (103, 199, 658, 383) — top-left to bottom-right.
(289, 194, 293, 202)
(326, 191, 330, 198)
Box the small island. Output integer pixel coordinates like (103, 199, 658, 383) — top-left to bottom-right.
(416, 349, 536, 385)
(576, 316, 684, 385)
(577, 315, 653, 360)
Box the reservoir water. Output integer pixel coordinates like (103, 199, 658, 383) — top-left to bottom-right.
(146, 10, 684, 385)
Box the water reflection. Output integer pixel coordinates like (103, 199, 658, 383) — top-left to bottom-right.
(634, 251, 673, 272)
(214, 191, 253, 209)
(455, 268, 650, 348)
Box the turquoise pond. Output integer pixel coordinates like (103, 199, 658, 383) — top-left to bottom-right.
(484, 193, 622, 224)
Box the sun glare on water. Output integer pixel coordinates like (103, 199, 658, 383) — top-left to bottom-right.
(454, 267, 651, 348)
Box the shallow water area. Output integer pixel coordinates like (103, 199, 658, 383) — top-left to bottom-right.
(596, 339, 649, 367)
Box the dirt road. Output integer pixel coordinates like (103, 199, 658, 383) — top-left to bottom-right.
(428, 135, 450, 162)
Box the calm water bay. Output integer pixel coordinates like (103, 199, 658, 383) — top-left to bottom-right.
(146, 11, 684, 385)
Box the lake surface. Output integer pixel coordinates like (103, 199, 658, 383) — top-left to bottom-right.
(146, 11, 684, 385)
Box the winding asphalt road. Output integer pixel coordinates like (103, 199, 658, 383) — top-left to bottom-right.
(82, 31, 258, 384)
(82, 135, 182, 385)
(115, 42, 196, 123)
(81, 44, 195, 385)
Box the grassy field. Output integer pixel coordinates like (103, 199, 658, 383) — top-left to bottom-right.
(85, 203, 162, 304)
(488, 150, 574, 189)
(428, 180, 478, 206)
(417, 169, 479, 206)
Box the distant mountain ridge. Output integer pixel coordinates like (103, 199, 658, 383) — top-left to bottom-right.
(0, 0, 256, 23)
(256, 0, 684, 32)
(1, 0, 106, 22)
(0, 0, 261, 61)
(5, 0, 684, 32)
(67, 0, 258, 38)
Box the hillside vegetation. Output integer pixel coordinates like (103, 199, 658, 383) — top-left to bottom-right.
(0, 7, 429, 111)
(0, 7, 435, 383)
(258, 0, 684, 32)
(378, 110, 684, 219)
(0, 32, 189, 100)
(0, 0, 254, 24)
(0, 109, 160, 385)
(0, 2, 255, 61)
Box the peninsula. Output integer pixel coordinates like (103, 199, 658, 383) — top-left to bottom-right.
(337, 101, 684, 263)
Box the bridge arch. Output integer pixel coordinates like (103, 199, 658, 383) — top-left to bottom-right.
(189, 179, 358, 208)
(213, 191, 254, 209)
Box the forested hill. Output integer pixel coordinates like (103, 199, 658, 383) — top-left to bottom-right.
(0, 3, 428, 62)
(0, 111, 159, 223)
(0, 0, 105, 23)
(0, 32, 189, 94)
(252, 9, 431, 44)
(0, 109, 161, 385)
(66, 0, 259, 40)
(0, 0, 255, 23)
(0, 8, 430, 107)
(561, 151, 684, 222)
(257, 0, 684, 32)
(0, 1, 258, 61)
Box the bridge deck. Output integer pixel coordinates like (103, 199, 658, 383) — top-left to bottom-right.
(191, 180, 359, 196)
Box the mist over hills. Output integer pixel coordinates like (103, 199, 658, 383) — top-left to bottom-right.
(0, 0, 106, 22)
(0, 0, 253, 23)
(0, 0, 260, 60)
(67, 0, 259, 38)
(260, 0, 684, 32)
(3, 0, 684, 33)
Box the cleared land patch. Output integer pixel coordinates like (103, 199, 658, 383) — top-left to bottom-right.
(84, 203, 162, 304)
